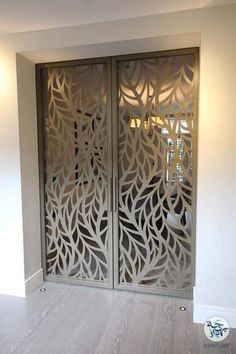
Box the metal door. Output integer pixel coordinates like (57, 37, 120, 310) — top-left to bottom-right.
(37, 58, 113, 288)
(112, 49, 198, 298)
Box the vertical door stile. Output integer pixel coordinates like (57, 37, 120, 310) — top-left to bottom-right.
(106, 58, 114, 287)
(111, 57, 120, 289)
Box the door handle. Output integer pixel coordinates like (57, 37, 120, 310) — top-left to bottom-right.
(109, 176, 113, 212)
(113, 176, 117, 212)
(109, 176, 118, 212)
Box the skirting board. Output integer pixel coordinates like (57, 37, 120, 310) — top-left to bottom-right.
(194, 303, 236, 329)
(25, 268, 44, 295)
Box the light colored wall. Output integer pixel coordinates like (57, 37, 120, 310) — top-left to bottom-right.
(0, 40, 25, 296)
(16, 54, 42, 281)
(0, 4, 235, 325)
(195, 7, 236, 322)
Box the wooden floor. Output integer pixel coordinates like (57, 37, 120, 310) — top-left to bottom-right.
(0, 283, 235, 354)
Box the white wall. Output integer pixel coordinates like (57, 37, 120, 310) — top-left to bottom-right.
(0, 40, 25, 296)
(194, 7, 236, 324)
(16, 54, 42, 287)
(0, 4, 235, 325)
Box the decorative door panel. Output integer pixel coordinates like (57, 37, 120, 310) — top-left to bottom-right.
(114, 50, 198, 297)
(39, 59, 113, 287)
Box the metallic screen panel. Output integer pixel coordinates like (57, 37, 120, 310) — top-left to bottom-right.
(41, 62, 111, 284)
(116, 54, 197, 294)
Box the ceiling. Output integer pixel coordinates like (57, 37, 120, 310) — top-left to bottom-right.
(0, 0, 235, 36)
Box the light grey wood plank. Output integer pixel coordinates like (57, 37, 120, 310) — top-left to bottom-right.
(94, 291, 133, 354)
(173, 298, 201, 354)
(15, 338, 94, 354)
(0, 283, 68, 351)
(147, 296, 176, 354)
(30, 285, 117, 350)
(117, 293, 160, 354)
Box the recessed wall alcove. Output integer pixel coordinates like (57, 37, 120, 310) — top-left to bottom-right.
(0, 4, 235, 327)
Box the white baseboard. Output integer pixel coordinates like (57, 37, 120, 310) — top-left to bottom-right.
(25, 268, 44, 295)
(194, 303, 236, 329)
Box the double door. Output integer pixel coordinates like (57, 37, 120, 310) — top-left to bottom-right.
(37, 48, 198, 298)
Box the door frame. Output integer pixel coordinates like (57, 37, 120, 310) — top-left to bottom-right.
(36, 47, 199, 297)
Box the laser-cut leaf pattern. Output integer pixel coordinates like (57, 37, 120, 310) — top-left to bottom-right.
(118, 54, 196, 291)
(42, 64, 109, 282)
